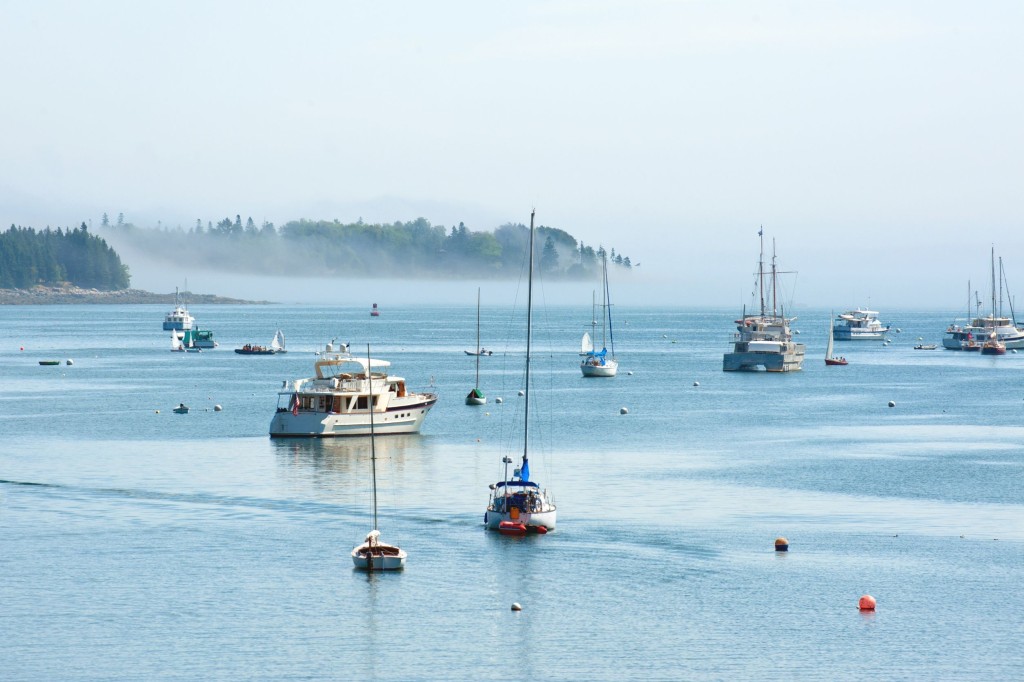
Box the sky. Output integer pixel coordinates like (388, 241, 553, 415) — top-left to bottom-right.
(1, 1, 1023, 308)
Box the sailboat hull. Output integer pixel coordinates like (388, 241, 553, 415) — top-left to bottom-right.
(581, 359, 618, 377)
(351, 543, 407, 570)
(485, 509, 556, 532)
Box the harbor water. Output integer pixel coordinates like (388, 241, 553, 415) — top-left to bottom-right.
(2, 303, 1023, 680)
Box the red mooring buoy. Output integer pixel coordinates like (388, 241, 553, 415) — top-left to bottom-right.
(774, 537, 789, 552)
(858, 595, 877, 611)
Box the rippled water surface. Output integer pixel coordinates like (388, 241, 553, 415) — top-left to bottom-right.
(2, 304, 1023, 680)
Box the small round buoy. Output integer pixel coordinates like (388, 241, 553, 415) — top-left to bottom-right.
(858, 595, 876, 611)
(627, 371, 633, 376)
(662, 334, 667, 338)
(518, 390, 525, 396)
(495, 397, 503, 404)
(214, 404, 223, 411)
(155, 410, 160, 414)
(511, 602, 522, 611)
(795, 330, 801, 334)
(20, 346, 24, 351)
(66, 359, 74, 366)
(888, 401, 896, 408)
(917, 336, 923, 341)
(693, 381, 700, 387)
(620, 407, 629, 414)
(774, 537, 789, 552)
(896, 328, 901, 333)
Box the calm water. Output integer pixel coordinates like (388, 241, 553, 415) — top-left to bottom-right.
(2, 303, 1023, 680)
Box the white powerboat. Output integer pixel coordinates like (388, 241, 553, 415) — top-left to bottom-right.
(269, 342, 437, 437)
(833, 309, 890, 340)
(162, 287, 195, 331)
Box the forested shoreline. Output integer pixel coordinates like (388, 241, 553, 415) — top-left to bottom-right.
(1, 224, 130, 290)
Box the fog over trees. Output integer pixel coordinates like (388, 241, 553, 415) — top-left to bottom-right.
(97, 214, 634, 281)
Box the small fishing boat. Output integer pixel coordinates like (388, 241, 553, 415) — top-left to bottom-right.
(484, 210, 557, 534)
(38, 360, 60, 366)
(914, 344, 937, 350)
(466, 288, 487, 405)
(172, 403, 190, 414)
(351, 344, 406, 571)
(825, 315, 848, 366)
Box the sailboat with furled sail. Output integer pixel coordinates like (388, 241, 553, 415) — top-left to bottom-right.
(466, 287, 487, 405)
(351, 344, 407, 571)
(484, 210, 557, 535)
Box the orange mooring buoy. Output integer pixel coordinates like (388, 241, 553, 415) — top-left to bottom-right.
(858, 595, 877, 611)
(774, 537, 789, 552)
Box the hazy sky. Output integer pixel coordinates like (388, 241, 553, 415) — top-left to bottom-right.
(1, 1, 1022, 308)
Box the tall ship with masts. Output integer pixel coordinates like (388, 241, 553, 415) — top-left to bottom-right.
(723, 230, 805, 372)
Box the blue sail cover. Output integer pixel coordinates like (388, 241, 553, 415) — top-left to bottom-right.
(520, 458, 530, 482)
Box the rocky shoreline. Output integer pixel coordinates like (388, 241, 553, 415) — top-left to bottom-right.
(0, 286, 268, 305)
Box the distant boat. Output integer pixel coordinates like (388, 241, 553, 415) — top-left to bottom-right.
(370, 303, 380, 317)
(580, 254, 618, 377)
(825, 315, 848, 366)
(945, 254, 1024, 350)
(235, 330, 284, 355)
(182, 328, 217, 349)
(484, 210, 556, 534)
(270, 329, 287, 354)
(351, 343, 407, 571)
(38, 360, 60, 366)
(723, 230, 805, 372)
(833, 309, 890, 340)
(162, 286, 195, 331)
(171, 329, 201, 352)
(914, 344, 938, 350)
(466, 288, 487, 406)
(172, 403, 190, 414)
(981, 332, 1007, 355)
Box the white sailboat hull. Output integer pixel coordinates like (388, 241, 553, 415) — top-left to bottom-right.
(580, 358, 618, 377)
(351, 543, 407, 570)
(484, 508, 557, 532)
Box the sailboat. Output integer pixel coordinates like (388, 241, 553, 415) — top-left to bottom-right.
(466, 288, 487, 405)
(825, 314, 848, 366)
(270, 329, 287, 353)
(351, 344, 407, 571)
(484, 210, 557, 535)
(170, 329, 201, 352)
(580, 254, 618, 377)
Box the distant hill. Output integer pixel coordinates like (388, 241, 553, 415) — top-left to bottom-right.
(97, 215, 634, 280)
(1, 224, 130, 290)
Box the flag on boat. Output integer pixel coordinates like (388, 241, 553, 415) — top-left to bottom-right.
(520, 458, 530, 482)
(291, 393, 299, 416)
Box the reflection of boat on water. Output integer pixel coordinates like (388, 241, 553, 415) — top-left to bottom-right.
(351, 343, 406, 571)
(484, 210, 556, 535)
(269, 341, 437, 437)
(723, 230, 805, 372)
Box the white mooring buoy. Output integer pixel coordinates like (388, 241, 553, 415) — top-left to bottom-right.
(620, 407, 629, 415)
(511, 602, 522, 611)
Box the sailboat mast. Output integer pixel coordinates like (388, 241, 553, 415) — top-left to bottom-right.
(600, 253, 608, 350)
(523, 210, 535, 468)
(367, 344, 378, 532)
(991, 246, 997, 318)
(474, 287, 481, 387)
(604, 255, 615, 357)
(758, 228, 766, 317)
(771, 239, 778, 319)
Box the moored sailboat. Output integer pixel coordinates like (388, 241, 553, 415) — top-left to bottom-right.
(580, 254, 618, 377)
(466, 287, 487, 405)
(825, 314, 848, 366)
(484, 210, 556, 534)
(351, 344, 407, 571)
